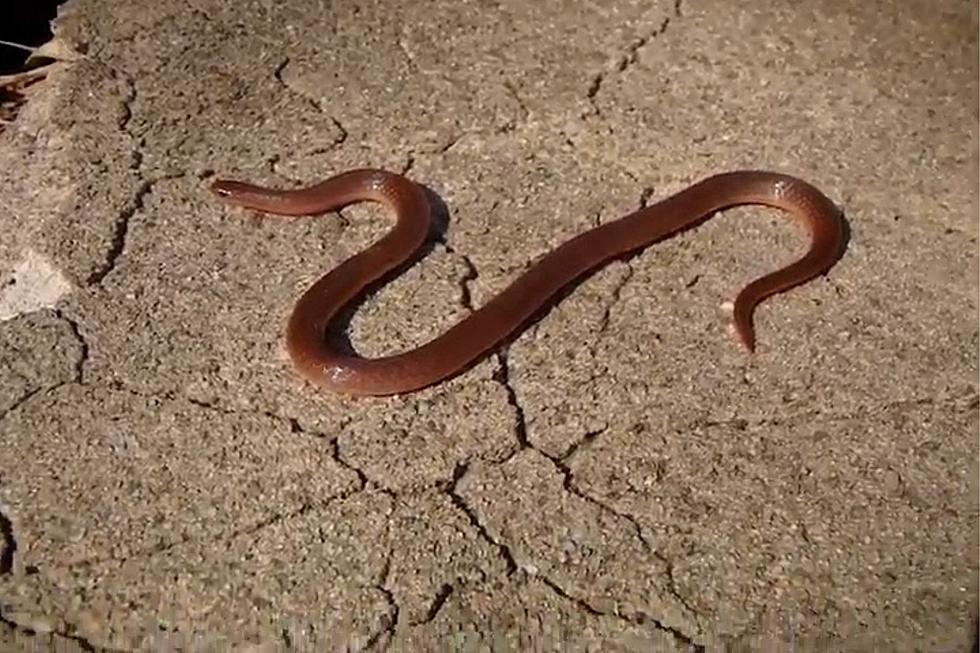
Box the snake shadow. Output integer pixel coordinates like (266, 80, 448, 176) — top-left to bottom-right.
(325, 183, 851, 381)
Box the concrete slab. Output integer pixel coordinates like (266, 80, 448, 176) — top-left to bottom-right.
(1, 0, 976, 649)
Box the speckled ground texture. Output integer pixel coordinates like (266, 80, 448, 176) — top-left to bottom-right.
(0, 0, 976, 650)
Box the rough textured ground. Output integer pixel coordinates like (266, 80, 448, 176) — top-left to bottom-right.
(0, 0, 977, 650)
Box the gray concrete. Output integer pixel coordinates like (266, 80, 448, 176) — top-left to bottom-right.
(0, 0, 976, 649)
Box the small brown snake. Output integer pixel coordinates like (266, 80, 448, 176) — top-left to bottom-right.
(209, 168, 845, 396)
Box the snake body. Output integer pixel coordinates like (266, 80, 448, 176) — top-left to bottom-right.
(210, 168, 844, 396)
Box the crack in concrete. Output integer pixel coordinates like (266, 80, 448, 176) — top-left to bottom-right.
(490, 350, 704, 642)
(595, 264, 634, 341)
(97, 383, 377, 497)
(273, 58, 317, 113)
(116, 74, 136, 141)
(0, 612, 99, 652)
(396, 38, 418, 73)
(329, 115, 349, 147)
(549, 445, 654, 551)
(586, 4, 681, 107)
(434, 236, 478, 313)
(0, 386, 44, 426)
(363, 535, 398, 651)
(269, 119, 348, 173)
(521, 388, 979, 633)
(436, 133, 462, 154)
(278, 625, 295, 650)
(639, 186, 656, 209)
(558, 428, 604, 463)
(0, 311, 89, 425)
(54, 383, 376, 561)
(539, 575, 602, 615)
(80, 488, 367, 571)
(486, 352, 703, 650)
(538, 574, 703, 651)
(501, 80, 530, 128)
(661, 556, 702, 624)
(415, 583, 454, 625)
(229, 501, 315, 542)
(585, 74, 603, 101)
(85, 178, 153, 286)
(120, 501, 317, 568)
(400, 153, 415, 176)
(55, 310, 89, 384)
(0, 509, 15, 575)
(184, 395, 314, 437)
(86, 73, 151, 286)
(491, 351, 531, 450)
(271, 58, 350, 157)
(329, 436, 369, 490)
(445, 462, 518, 575)
(180, 396, 373, 499)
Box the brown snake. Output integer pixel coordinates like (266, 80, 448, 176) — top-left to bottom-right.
(209, 168, 845, 396)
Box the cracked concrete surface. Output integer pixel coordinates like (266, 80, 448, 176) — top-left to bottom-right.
(0, 0, 977, 649)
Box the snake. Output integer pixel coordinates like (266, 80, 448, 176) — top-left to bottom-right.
(209, 168, 845, 396)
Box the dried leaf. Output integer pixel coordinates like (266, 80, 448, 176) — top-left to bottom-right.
(0, 64, 58, 91)
(26, 36, 83, 66)
(0, 36, 80, 132)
